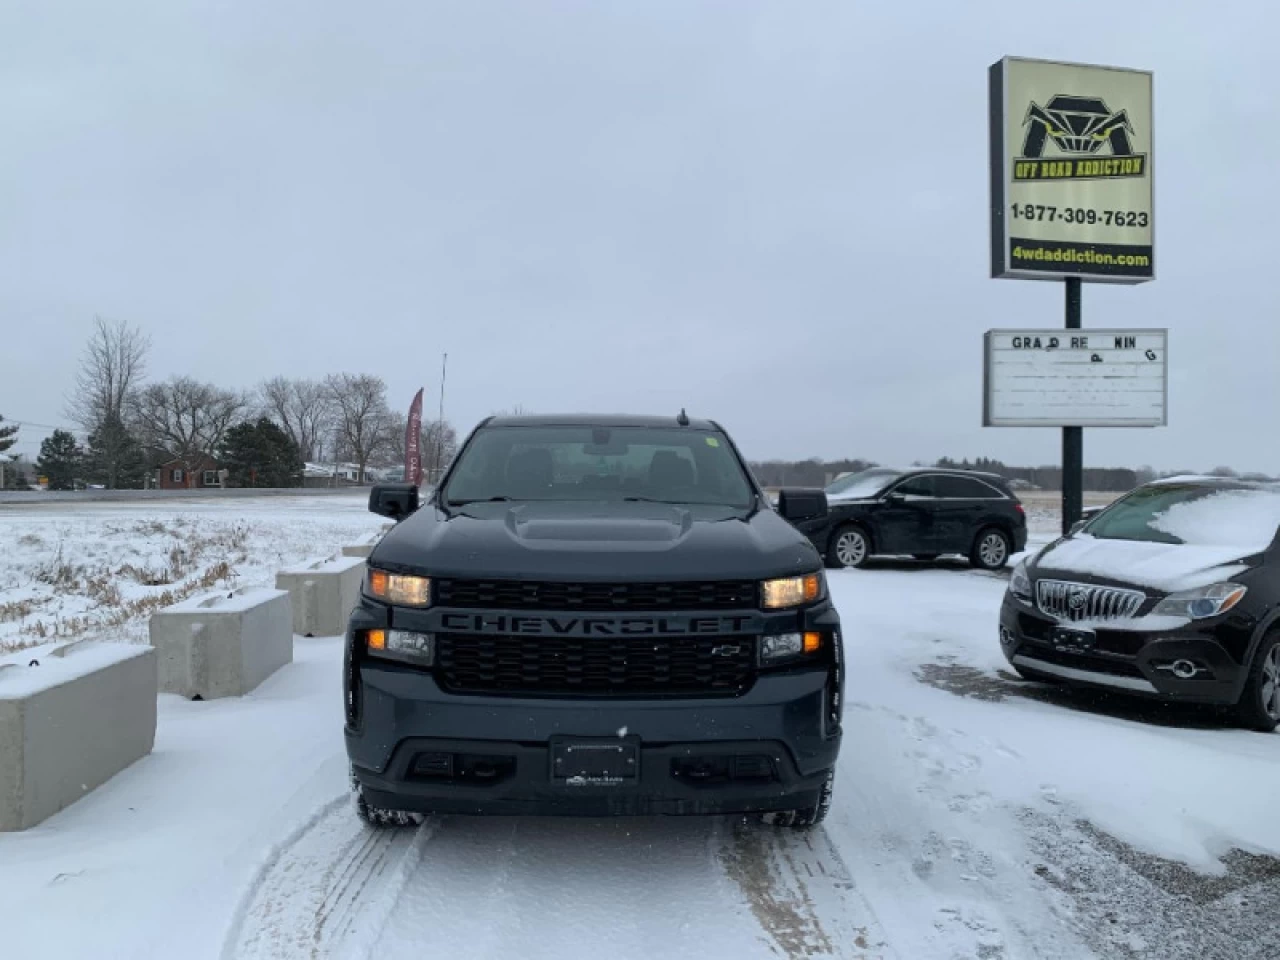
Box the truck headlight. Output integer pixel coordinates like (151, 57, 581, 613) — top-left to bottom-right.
(1152, 583, 1247, 620)
(1008, 561, 1033, 604)
(367, 569, 431, 607)
(760, 631, 822, 664)
(761, 573, 822, 610)
(366, 629, 435, 666)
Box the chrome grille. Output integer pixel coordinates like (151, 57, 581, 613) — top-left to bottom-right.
(1035, 579, 1145, 622)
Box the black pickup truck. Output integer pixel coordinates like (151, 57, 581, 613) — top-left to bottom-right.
(344, 413, 843, 828)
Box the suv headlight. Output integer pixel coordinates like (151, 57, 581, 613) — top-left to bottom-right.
(1008, 561, 1032, 604)
(367, 569, 431, 607)
(1152, 583, 1247, 620)
(760, 573, 823, 610)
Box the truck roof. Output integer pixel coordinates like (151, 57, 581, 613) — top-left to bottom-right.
(482, 413, 720, 431)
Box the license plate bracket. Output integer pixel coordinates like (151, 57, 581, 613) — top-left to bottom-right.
(550, 737, 639, 788)
(1052, 626, 1097, 653)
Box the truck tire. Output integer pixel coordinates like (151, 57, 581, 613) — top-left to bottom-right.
(351, 767, 422, 828)
(758, 769, 834, 829)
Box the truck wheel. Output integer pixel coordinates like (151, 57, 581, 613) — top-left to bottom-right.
(970, 528, 1011, 571)
(351, 767, 422, 828)
(1235, 630, 1280, 733)
(758, 770, 834, 829)
(827, 526, 870, 569)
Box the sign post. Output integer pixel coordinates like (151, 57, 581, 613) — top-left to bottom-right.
(989, 56, 1155, 533)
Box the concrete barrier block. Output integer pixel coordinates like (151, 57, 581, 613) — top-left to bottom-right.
(148, 586, 293, 699)
(275, 556, 366, 637)
(342, 531, 382, 559)
(1, 641, 157, 832)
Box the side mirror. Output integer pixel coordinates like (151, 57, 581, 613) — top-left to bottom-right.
(885, 491, 906, 505)
(369, 483, 419, 521)
(776, 488, 828, 524)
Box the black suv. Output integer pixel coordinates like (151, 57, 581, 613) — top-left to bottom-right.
(344, 414, 844, 827)
(1001, 477, 1280, 731)
(792, 467, 1028, 570)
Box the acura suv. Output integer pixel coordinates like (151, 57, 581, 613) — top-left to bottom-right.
(1000, 477, 1280, 731)
(793, 467, 1028, 571)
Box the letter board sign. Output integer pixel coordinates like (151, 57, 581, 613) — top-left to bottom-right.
(983, 328, 1168, 427)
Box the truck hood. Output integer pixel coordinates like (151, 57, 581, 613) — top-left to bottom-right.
(371, 499, 821, 581)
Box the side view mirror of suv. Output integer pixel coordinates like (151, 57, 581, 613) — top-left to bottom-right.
(369, 483, 420, 521)
(776, 488, 828, 524)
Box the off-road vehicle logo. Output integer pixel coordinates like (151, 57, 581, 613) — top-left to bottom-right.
(1013, 95, 1146, 182)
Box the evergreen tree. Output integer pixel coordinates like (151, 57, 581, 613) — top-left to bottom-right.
(85, 414, 149, 489)
(219, 418, 304, 488)
(36, 430, 85, 491)
(0, 414, 17, 455)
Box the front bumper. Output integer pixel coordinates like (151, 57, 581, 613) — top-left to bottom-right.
(345, 602, 843, 817)
(999, 597, 1246, 704)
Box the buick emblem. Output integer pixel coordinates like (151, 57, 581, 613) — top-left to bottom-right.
(1068, 591, 1088, 611)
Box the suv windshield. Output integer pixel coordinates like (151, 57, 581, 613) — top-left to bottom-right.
(443, 424, 756, 507)
(825, 468, 901, 500)
(1085, 483, 1280, 549)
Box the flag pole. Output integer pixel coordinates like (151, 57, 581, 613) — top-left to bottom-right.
(435, 353, 447, 483)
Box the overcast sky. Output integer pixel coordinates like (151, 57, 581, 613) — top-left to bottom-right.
(2, 1, 1276, 473)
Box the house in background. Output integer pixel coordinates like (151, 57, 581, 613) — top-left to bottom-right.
(156, 455, 224, 490)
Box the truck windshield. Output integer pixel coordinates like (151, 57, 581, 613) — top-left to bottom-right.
(443, 425, 756, 507)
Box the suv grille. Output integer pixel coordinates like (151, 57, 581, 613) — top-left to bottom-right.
(1036, 579, 1144, 622)
(434, 578, 757, 611)
(436, 633, 756, 697)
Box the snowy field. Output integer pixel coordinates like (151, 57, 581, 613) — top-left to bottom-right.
(1, 498, 1277, 960)
(0, 495, 386, 653)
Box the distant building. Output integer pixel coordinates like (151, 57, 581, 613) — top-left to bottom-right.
(156, 455, 223, 490)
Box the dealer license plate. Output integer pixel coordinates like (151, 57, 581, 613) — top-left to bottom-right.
(1052, 627, 1097, 653)
(550, 738, 639, 788)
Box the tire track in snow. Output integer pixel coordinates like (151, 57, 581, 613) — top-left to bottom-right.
(719, 820, 890, 959)
(223, 797, 434, 960)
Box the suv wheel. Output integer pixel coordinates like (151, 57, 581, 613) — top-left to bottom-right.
(970, 528, 1011, 571)
(758, 770, 834, 829)
(828, 526, 870, 569)
(351, 767, 422, 828)
(1235, 630, 1280, 733)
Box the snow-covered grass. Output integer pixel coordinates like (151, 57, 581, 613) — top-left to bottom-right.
(1, 499, 1275, 959)
(0, 496, 385, 653)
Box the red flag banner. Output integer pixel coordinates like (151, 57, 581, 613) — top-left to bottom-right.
(405, 388, 424, 486)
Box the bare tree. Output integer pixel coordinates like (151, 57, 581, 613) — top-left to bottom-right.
(131, 377, 247, 487)
(379, 414, 458, 480)
(324, 374, 391, 483)
(259, 377, 332, 462)
(63, 317, 151, 488)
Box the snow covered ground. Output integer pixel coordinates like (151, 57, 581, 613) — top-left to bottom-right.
(1, 499, 1277, 960)
(0, 495, 386, 652)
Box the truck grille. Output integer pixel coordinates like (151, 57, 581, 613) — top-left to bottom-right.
(433, 578, 757, 611)
(1036, 579, 1145, 622)
(436, 633, 756, 697)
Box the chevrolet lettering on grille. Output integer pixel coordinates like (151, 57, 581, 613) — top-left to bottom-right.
(438, 612, 758, 637)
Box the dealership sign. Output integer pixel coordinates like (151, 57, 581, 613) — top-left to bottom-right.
(990, 57, 1154, 283)
(983, 328, 1167, 427)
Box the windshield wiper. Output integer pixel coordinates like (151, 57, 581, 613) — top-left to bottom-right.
(447, 496, 513, 506)
(622, 496, 678, 504)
